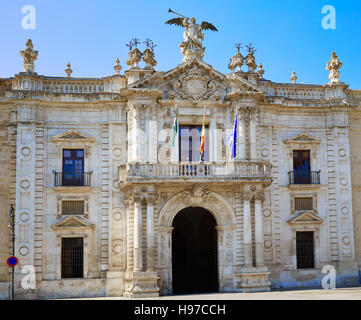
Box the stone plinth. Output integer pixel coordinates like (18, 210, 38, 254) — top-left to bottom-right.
(123, 270, 159, 298)
(235, 266, 271, 293)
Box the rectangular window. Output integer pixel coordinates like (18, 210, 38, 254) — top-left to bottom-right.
(61, 237, 84, 278)
(179, 125, 209, 162)
(62, 149, 84, 186)
(61, 200, 85, 215)
(293, 150, 311, 184)
(294, 197, 313, 211)
(296, 231, 314, 269)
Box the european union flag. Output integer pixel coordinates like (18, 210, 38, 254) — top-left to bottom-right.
(227, 111, 237, 159)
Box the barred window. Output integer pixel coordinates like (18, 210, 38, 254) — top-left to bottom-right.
(62, 200, 84, 215)
(296, 231, 314, 269)
(294, 197, 313, 211)
(61, 237, 83, 278)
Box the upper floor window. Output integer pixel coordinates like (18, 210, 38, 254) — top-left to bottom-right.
(63, 149, 84, 173)
(293, 150, 310, 172)
(179, 125, 208, 162)
(62, 149, 84, 186)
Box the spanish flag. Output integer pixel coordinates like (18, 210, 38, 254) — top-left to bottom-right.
(200, 106, 206, 161)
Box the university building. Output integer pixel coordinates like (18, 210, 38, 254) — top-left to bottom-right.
(0, 31, 361, 298)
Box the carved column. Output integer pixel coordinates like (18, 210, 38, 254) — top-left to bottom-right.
(254, 192, 265, 267)
(148, 106, 157, 163)
(133, 197, 142, 271)
(242, 192, 253, 267)
(249, 111, 257, 159)
(210, 116, 217, 162)
(146, 198, 155, 271)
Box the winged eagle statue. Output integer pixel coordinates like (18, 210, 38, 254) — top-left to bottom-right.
(165, 9, 218, 62)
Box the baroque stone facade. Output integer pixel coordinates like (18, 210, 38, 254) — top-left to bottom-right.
(0, 37, 361, 299)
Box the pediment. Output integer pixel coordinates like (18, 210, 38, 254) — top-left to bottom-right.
(287, 211, 323, 225)
(51, 216, 94, 231)
(283, 132, 321, 144)
(129, 59, 227, 103)
(51, 129, 95, 143)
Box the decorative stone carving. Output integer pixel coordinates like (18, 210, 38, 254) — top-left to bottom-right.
(166, 14, 217, 62)
(143, 39, 157, 69)
(257, 63, 265, 79)
(65, 62, 73, 78)
(126, 38, 142, 69)
(326, 51, 342, 84)
(228, 44, 244, 72)
(245, 44, 257, 72)
(172, 65, 224, 102)
(20, 179, 30, 189)
(113, 58, 122, 75)
(20, 39, 38, 72)
(21, 146, 31, 157)
(290, 71, 298, 84)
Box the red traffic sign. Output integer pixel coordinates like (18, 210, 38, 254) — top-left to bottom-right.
(7, 256, 18, 267)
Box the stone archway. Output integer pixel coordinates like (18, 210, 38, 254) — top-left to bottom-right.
(157, 186, 236, 295)
(172, 206, 218, 294)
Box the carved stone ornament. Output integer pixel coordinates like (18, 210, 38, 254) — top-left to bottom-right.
(228, 52, 244, 72)
(20, 39, 39, 73)
(172, 65, 224, 102)
(326, 51, 342, 84)
(126, 48, 142, 69)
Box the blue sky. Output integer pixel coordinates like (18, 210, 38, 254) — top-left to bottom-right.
(1, 0, 361, 88)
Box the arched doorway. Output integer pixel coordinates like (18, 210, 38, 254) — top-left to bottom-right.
(172, 207, 219, 294)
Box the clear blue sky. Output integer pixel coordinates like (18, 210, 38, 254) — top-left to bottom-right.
(1, 0, 361, 88)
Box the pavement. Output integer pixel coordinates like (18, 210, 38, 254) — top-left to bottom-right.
(56, 287, 361, 300)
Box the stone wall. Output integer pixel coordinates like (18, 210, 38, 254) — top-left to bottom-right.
(0, 107, 16, 295)
(349, 110, 361, 267)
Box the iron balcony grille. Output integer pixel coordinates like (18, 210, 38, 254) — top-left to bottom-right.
(53, 171, 92, 187)
(288, 170, 320, 185)
(296, 231, 315, 269)
(61, 200, 85, 215)
(61, 237, 84, 278)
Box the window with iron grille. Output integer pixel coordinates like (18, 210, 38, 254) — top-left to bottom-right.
(294, 197, 313, 211)
(296, 231, 314, 269)
(61, 237, 83, 278)
(61, 200, 84, 215)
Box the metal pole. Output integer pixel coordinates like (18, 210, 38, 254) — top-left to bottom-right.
(9, 204, 15, 300)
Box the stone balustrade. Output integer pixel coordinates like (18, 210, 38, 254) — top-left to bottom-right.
(119, 161, 272, 185)
(261, 84, 326, 100)
(11, 76, 125, 94)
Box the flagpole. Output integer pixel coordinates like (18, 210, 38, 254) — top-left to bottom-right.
(200, 106, 206, 162)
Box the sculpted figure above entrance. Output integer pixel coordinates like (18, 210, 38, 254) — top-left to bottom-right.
(165, 9, 218, 62)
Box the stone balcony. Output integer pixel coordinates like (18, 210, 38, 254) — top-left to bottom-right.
(118, 161, 272, 186)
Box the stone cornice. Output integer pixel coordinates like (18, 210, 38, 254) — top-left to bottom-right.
(121, 88, 163, 100)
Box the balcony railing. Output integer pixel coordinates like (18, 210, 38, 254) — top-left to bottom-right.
(288, 170, 320, 185)
(53, 171, 92, 187)
(119, 161, 272, 184)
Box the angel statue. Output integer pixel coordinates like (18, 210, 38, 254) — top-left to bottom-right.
(165, 9, 218, 62)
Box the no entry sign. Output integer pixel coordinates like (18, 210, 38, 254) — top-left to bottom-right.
(7, 256, 18, 267)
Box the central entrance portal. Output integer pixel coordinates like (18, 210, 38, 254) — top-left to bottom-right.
(172, 207, 218, 294)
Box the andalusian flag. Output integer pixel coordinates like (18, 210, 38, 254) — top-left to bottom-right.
(200, 106, 206, 160)
(171, 107, 178, 149)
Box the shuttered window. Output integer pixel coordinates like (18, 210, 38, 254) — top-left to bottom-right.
(62, 200, 84, 215)
(294, 197, 313, 211)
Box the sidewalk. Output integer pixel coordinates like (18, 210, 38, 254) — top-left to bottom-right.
(56, 287, 361, 300)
